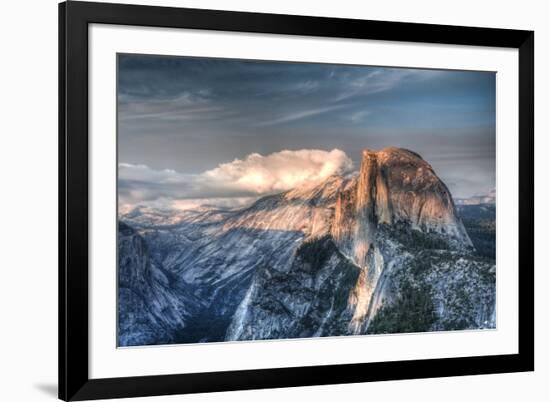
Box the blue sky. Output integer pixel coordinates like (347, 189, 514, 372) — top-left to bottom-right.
(118, 54, 495, 208)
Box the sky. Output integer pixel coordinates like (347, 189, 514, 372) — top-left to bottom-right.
(118, 53, 496, 210)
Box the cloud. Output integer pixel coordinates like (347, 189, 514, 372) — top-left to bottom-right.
(119, 149, 353, 208)
(347, 110, 371, 123)
(334, 68, 443, 101)
(294, 80, 320, 93)
(118, 89, 238, 123)
(170, 197, 258, 211)
(203, 149, 353, 193)
(255, 105, 346, 127)
(119, 196, 257, 213)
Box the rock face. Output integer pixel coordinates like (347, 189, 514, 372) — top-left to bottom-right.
(119, 147, 496, 345)
(326, 148, 473, 333)
(118, 222, 202, 346)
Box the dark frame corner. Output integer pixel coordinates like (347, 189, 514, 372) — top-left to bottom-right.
(59, 1, 534, 400)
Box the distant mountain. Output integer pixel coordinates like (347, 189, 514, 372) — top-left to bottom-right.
(455, 189, 496, 205)
(119, 147, 496, 346)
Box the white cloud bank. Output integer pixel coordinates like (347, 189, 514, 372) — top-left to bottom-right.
(119, 149, 353, 210)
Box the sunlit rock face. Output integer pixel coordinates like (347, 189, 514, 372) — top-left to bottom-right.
(119, 148, 495, 345)
(333, 148, 471, 254)
(326, 147, 475, 333)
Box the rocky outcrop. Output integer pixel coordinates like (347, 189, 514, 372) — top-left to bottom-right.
(326, 147, 474, 333)
(332, 148, 471, 253)
(225, 236, 361, 340)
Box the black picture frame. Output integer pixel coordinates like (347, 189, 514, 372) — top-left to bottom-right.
(59, 1, 534, 400)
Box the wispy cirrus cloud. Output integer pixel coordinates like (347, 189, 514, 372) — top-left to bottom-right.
(333, 68, 443, 101)
(118, 89, 239, 123)
(346, 110, 371, 123)
(255, 105, 346, 127)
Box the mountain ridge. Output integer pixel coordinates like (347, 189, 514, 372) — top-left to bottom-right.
(119, 147, 496, 345)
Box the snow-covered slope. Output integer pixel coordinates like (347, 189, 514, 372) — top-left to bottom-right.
(455, 189, 496, 205)
(119, 147, 496, 345)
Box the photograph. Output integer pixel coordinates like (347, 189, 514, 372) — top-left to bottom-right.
(117, 54, 497, 347)
(0, 0, 541, 401)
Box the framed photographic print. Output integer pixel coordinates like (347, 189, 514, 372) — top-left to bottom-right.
(59, 1, 534, 400)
